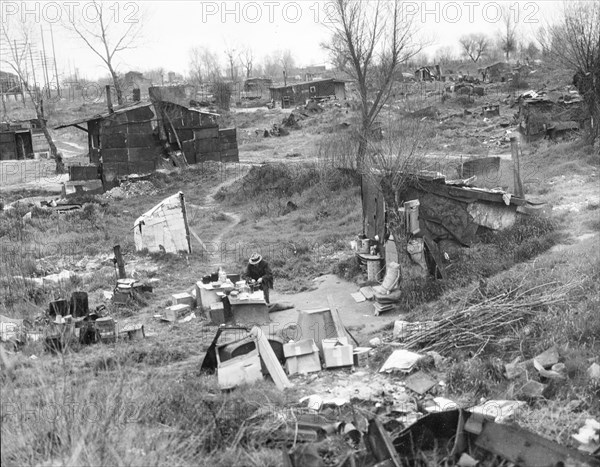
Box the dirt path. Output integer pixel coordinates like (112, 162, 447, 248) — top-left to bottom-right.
(187, 176, 244, 266)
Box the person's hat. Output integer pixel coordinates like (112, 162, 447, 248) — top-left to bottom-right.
(249, 253, 262, 265)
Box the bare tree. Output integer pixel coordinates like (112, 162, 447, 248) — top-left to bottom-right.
(459, 33, 489, 63)
(65, 0, 144, 105)
(224, 44, 240, 82)
(279, 49, 295, 83)
(499, 6, 518, 61)
(364, 118, 429, 262)
(240, 47, 254, 78)
(262, 53, 282, 79)
(188, 46, 221, 84)
(540, 1, 599, 144)
(323, 0, 422, 169)
(321, 34, 349, 72)
(0, 20, 63, 173)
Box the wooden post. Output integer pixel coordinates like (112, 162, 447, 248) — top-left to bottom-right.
(106, 85, 113, 114)
(113, 245, 126, 279)
(179, 192, 192, 254)
(510, 137, 524, 197)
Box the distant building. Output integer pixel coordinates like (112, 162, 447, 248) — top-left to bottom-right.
(414, 65, 442, 81)
(0, 70, 21, 94)
(269, 78, 346, 108)
(242, 78, 273, 99)
(123, 71, 153, 98)
(480, 62, 512, 83)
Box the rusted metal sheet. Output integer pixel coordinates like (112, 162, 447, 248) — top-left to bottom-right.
(475, 419, 599, 467)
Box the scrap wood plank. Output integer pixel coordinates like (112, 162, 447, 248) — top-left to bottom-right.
(350, 292, 366, 303)
(189, 228, 209, 254)
(327, 295, 352, 342)
(366, 417, 402, 466)
(423, 234, 447, 280)
(250, 326, 293, 391)
(359, 286, 375, 300)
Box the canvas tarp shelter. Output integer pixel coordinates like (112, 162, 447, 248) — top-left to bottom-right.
(134, 192, 191, 253)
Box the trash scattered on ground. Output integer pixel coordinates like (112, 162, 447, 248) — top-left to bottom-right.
(379, 349, 423, 373)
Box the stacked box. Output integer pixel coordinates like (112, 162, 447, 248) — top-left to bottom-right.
(353, 347, 372, 367)
(95, 317, 116, 343)
(283, 339, 321, 375)
(172, 292, 195, 309)
(322, 337, 353, 368)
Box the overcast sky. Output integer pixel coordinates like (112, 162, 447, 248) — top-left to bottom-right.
(1, 1, 565, 81)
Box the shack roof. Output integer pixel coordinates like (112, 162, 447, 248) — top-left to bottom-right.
(54, 102, 154, 129)
(269, 78, 346, 90)
(54, 101, 219, 130)
(370, 168, 529, 206)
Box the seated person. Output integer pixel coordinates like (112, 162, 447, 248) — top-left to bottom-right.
(244, 253, 273, 304)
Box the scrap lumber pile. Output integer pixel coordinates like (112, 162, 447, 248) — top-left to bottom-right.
(398, 281, 580, 354)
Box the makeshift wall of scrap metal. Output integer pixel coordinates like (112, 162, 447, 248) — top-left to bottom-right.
(133, 192, 191, 254)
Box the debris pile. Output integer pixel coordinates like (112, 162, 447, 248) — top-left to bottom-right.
(102, 180, 158, 200)
(395, 281, 579, 354)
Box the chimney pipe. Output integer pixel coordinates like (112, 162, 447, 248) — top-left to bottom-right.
(105, 85, 114, 113)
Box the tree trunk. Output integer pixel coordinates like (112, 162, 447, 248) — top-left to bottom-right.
(109, 66, 123, 105)
(37, 114, 64, 174)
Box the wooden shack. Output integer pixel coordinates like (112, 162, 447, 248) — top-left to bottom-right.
(153, 100, 238, 163)
(0, 119, 49, 160)
(269, 78, 346, 108)
(56, 99, 239, 188)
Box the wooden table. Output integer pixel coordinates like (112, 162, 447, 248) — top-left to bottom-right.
(228, 292, 269, 325)
(195, 281, 232, 311)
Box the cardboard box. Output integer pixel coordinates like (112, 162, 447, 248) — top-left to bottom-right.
(164, 303, 190, 322)
(95, 317, 116, 343)
(322, 337, 353, 368)
(283, 339, 318, 358)
(172, 292, 195, 309)
(217, 349, 263, 389)
(353, 347, 372, 367)
(284, 339, 321, 375)
(209, 302, 225, 325)
(286, 353, 321, 375)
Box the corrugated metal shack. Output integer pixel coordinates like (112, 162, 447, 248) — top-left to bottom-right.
(0, 119, 49, 160)
(269, 78, 346, 108)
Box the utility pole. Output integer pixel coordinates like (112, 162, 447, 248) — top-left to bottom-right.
(40, 26, 51, 98)
(29, 45, 38, 103)
(49, 23, 60, 96)
(14, 40, 26, 106)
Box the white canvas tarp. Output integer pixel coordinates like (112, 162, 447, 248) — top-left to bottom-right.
(134, 192, 191, 253)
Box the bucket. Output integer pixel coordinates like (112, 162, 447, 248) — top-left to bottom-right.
(366, 257, 382, 281)
(404, 200, 420, 235)
(360, 238, 371, 254)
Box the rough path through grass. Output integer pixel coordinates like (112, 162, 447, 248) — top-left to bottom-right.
(188, 176, 244, 266)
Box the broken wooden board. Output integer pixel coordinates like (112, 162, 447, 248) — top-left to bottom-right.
(327, 295, 352, 343)
(366, 417, 402, 466)
(359, 286, 375, 300)
(350, 292, 366, 303)
(250, 326, 293, 391)
(404, 370, 438, 395)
